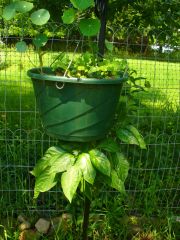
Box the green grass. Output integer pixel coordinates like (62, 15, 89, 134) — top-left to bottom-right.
(0, 48, 179, 239)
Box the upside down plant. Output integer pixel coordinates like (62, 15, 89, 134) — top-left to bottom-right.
(30, 120, 146, 238)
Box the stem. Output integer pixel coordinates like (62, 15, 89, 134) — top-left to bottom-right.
(82, 196, 91, 240)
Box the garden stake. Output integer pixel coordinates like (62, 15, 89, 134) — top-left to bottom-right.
(82, 196, 91, 240)
(82, 1, 108, 238)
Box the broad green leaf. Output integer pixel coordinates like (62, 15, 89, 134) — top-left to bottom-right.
(61, 165, 82, 203)
(34, 169, 57, 199)
(50, 153, 75, 173)
(30, 9, 50, 25)
(115, 152, 129, 182)
(126, 125, 146, 149)
(89, 149, 111, 176)
(33, 33, 48, 48)
(76, 153, 96, 185)
(14, 1, 33, 13)
(105, 39, 113, 52)
(31, 146, 66, 177)
(2, 5, 16, 20)
(70, 0, 94, 10)
(98, 138, 119, 153)
(79, 18, 100, 36)
(110, 170, 125, 193)
(62, 8, 76, 24)
(15, 41, 27, 52)
(117, 125, 144, 148)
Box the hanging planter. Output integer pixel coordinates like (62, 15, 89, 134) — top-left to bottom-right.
(28, 67, 124, 142)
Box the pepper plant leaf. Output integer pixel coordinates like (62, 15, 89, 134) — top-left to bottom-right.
(79, 18, 100, 36)
(114, 152, 129, 182)
(2, 4, 16, 20)
(126, 125, 146, 149)
(30, 146, 66, 177)
(70, 0, 94, 11)
(76, 153, 96, 185)
(50, 153, 76, 173)
(33, 168, 57, 199)
(30, 9, 50, 25)
(110, 170, 125, 193)
(89, 149, 111, 176)
(62, 8, 76, 24)
(116, 125, 146, 149)
(14, 1, 34, 13)
(15, 41, 28, 52)
(33, 33, 48, 48)
(61, 165, 82, 203)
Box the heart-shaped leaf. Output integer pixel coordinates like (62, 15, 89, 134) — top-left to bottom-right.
(14, 1, 33, 13)
(62, 8, 76, 24)
(33, 33, 48, 48)
(30, 9, 50, 25)
(79, 18, 100, 36)
(70, 0, 94, 11)
(89, 149, 111, 176)
(2, 4, 16, 20)
(15, 41, 28, 52)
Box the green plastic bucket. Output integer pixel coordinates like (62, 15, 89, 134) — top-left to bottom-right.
(27, 67, 124, 142)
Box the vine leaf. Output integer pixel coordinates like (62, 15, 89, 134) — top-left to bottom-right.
(62, 8, 76, 24)
(76, 153, 96, 185)
(15, 41, 28, 52)
(89, 149, 111, 176)
(30, 9, 50, 25)
(14, 1, 34, 13)
(79, 18, 100, 36)
(2, 5, 16, 20)
(61, 165, 82, 203)
(33, 34, 48, 48)
(70, 0, 94, 11)
(116, 125, 146, 149)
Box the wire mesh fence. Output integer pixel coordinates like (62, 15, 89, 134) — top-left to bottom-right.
(0, 25, 179, 218)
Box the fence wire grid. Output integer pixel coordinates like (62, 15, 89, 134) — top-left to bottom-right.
(0, 25, 179, 218)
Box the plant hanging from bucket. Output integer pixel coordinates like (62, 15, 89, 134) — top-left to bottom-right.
(2, 1, 147, 239)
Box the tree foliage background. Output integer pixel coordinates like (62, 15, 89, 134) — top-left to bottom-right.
(0, 0, 179, 52)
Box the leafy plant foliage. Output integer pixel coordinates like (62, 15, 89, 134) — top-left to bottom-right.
(31, 121, 146, 203)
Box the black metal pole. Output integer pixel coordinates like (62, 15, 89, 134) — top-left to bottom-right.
(96, 0, 108, 58)
(82, 196, 91, 240)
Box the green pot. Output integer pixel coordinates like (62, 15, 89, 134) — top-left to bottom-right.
(27, 67, 124, 142)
